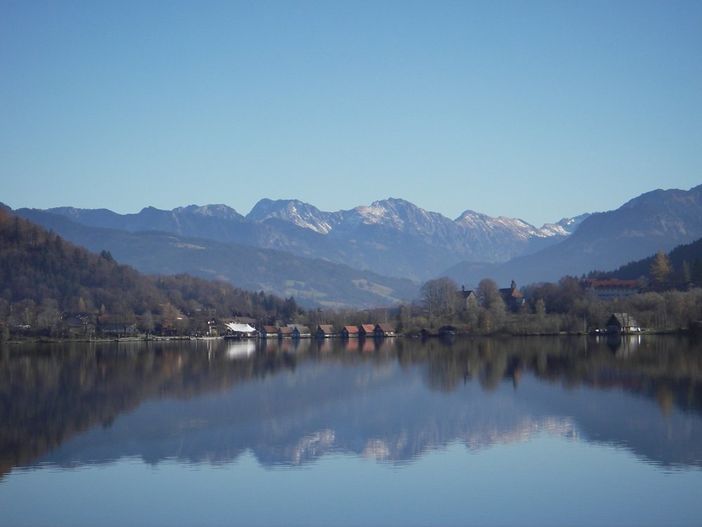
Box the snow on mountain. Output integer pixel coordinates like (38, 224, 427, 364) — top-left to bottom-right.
(536, 214, 590, 237)
(196, 196, 580, 268)
(345, 198, 454, 234)
(174, 204, 243, 220)
(40, 197, 588, 282)
(246, 199, 338, 234)
(456, 210, 539, 240)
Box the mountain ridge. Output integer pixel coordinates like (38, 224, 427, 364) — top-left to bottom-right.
(41, 197, 587, 281)
(444, 184, 702, 286)
(14, 207, 418, 308)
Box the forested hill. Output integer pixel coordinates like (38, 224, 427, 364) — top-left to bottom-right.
(0, 209, 300, 334)
(594, 237, 702, 285)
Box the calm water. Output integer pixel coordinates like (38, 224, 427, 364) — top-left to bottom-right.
(1, 335, 702, 526)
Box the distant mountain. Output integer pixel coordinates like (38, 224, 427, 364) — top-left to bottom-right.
(15, 208, 418, 308)
(42, 198, 585, 281)
(445, 184, 702, 286)
(246, 199, 338, 234)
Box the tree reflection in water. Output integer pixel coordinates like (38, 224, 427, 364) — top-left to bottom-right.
(1, 335, 701, 478)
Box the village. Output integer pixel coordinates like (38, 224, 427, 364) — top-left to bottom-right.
(222, 322, 397, 340)
(12, 276, 657, 343)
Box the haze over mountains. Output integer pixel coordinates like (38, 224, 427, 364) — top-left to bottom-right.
(12, 209, 418, 309)
(445, 184, 702, 286)
(27, 198, 585, 280)
(8, 184, 702, 307)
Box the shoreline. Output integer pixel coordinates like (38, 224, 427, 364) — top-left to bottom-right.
(0, 328, 692, 346)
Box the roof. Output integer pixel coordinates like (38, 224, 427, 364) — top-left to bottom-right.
(278, 327, 293, 335)
(343, 325, 360, 333)
(317, 324, 335, 333)
(500, 288, 523, 299)
(585, 279, 639, 289)
(292, 325, 310, 333)
(262, 325, 278, 333)
(360, 324, 375, 333)
(232, 316, 257, 324)
(376, 323, 396, 333)
(225, 323, 257, 333)
(608, 313, 640, 327)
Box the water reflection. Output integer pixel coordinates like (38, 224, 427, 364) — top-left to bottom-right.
(1, 336, 702, 478)
(224, 339, 256, 358)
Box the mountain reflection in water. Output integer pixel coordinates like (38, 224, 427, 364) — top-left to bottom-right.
(1, 335, 701, 478)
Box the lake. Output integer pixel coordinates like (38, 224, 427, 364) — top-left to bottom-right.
(1, 335, 701, 526)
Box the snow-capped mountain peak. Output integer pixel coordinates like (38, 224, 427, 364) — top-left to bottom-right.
(246, 199, 336, 234)
(174, 204, 243, 220)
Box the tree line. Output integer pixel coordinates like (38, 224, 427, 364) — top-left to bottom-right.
(0, 210, 302, 339)
(2, 207, 701, 341)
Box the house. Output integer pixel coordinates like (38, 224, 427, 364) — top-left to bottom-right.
(606, 313, 642, 334)
(290, 325, 311, 339)
(62, 313, 95, 337)
(500, 280, 525, 312)
(100, 323, 138, 337)
(206, 319, 219, 337)
(359, 324, 376, 338)
(315, 324, 337, 338)
(278, 326, 293, 338)
(260, 325, 279, 339)
(224, 322, 257, 338)
(583, 279, 640, 300)
(459, 286, 477, 308)
(341, 325, 360, 338)
(374, 323, 397, 337)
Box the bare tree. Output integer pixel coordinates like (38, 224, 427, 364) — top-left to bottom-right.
(421, 277, 459, 319)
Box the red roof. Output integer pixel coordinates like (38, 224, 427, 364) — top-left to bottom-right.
(343, 325, 360, 334)
(360, 324, 375, 333)
(585, 279, 639, 289)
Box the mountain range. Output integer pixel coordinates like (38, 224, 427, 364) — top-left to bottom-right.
(11, 209, 418, 309)
(444, 184, 702, 286)
(8, 183, 702, 307)
(24, 198, 585, 281)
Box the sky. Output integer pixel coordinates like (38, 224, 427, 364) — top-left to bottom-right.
(1, 0, 700, 226)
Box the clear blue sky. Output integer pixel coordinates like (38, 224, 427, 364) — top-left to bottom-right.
(1, 0, 700, 225)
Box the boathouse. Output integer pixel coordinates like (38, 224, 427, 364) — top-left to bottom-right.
(359, 324, 376, 338)
(291, 325, 311, 339)
(260, 325, 279, 339)
(316, 325, 336, 338)
(606, 313, 641, 334)
(341, 325, 360, 338)
(374, 323, 397, 337)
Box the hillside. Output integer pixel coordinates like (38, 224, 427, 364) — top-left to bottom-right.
(445, 184, 702, 286)
(596, 237, 702, 284)
(13, 208, 418, 308)
(0, 209, 300, 333)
